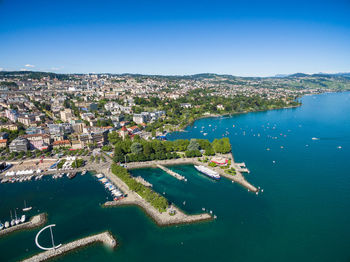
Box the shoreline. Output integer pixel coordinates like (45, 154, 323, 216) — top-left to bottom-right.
(0, 213, 47, 237)
(125, 155, 258, 192)
(22, 231, 117, 262)
(170, 104, 301, 133)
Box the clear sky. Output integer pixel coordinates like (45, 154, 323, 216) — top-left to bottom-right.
(0, 0, 350, 76)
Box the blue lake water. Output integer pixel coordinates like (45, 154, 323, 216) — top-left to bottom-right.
(1, 92, 350, 261)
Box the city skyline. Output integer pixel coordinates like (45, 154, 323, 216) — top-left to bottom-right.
(1, 0, 350, 76)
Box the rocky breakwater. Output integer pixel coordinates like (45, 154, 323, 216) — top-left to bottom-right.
(103, 167, 212, 226)
(22, 231, 117, 262)
(0, 213, 47, 237)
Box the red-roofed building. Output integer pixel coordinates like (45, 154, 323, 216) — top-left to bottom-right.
(52, 140, 71, 149)
(0, 139, 7, 148)
(127, 125, 140, 134)
(119, 126, 129, 140)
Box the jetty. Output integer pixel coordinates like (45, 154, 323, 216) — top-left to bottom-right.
(134, 176, 152, 187)
(102, 167, 212, 226)
(0, 213, 47, 237)
(22, 231, 117, 262)
(156, 164, 186, 181)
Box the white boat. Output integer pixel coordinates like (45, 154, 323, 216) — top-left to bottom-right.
(312, 137, 319, 140)
(20, 215, 26, 223)
(10, 219, 15, 226)
(23, 200, 32, 212)
(0, 222, 3, 230)
(4, 221, 9, 228)
(194, 165, 220, 180)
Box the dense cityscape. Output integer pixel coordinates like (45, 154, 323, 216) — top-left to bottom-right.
(1, 71, 349, 159)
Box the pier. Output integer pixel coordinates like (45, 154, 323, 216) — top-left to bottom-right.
(22, 231, 117, 262)
(134, 176, 153, 187)
(0, 213, 47, 237)
(102, 167, 212, 226)
(156, 164, 186, 181)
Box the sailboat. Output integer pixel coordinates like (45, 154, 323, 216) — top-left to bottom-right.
(10, 211, 15, 226)
(0, 221, 4, 230)
(23, 200, 32, 212)
(14, 210, 20, 225)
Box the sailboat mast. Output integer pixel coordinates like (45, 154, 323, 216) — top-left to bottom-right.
(49, 226, 56, 249)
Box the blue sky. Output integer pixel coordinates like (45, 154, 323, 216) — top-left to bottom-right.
(0, 0, 350, 76)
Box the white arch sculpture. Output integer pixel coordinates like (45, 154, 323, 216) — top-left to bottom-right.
(35, 224, 62, 250)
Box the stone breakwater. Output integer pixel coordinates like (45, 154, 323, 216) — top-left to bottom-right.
(0, 213, 47, 237)
(105, 199, 212, 226)
(22, 231, 117, 262)
(156, 164, 186, 181)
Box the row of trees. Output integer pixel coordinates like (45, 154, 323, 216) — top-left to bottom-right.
(111, 136, 231, 163)
(111, 164, 168, 212)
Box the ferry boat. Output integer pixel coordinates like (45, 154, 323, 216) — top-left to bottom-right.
(194, 165, 220, 180)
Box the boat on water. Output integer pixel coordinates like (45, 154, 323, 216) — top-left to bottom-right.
(194, 165, 220, 180)
(68, 173, 76, 179)
(23, 200, 32, 212)
(81, 170, 87, 175)
(312, 137, 319, 140)
(0, 222, 3, 230)
(20, 215, 26, 223)
(4, 221, 9, 228)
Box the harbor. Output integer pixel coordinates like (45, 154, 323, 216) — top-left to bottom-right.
(102, 166, 212, 226)
(125, 154, 258, 192)
(22, 231, 117, 262)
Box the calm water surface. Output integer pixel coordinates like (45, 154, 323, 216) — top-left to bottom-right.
(1, 92, 350, 262)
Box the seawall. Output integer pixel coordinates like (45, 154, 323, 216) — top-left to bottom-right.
(0, 213, 47, 237)
(22, 231, 117, 262)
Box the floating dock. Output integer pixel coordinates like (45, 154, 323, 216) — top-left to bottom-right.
(22, 231, 117, 262)
(0, 213, 47, 237)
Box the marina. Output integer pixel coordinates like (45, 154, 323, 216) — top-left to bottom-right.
(0, 213, 47, 237)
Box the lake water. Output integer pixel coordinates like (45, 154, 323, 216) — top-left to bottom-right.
(1, 92, 350, 262)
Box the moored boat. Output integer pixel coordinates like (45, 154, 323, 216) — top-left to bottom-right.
(23, 200, 32, 212)
(194, 165, 220, 180)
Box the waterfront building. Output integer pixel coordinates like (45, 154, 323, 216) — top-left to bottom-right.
(21, 134, 51, 150)
(52, 140, 71, 149)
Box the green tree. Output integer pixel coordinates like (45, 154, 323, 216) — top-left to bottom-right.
(187, 139, 200, 151)
(130, 142, 143, 154)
